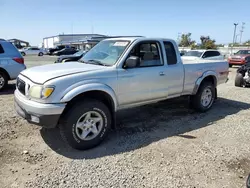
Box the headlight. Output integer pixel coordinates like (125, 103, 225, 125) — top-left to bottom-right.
(29, 85, 54, 99)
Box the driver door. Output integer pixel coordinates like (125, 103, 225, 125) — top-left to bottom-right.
(117, 41, 169, 107)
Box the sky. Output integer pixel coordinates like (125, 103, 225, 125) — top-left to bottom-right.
(1, 0, 250, 46)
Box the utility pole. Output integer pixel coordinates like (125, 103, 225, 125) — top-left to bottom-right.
(177, 32, 181, 46)
(231, 23, 238, 54)
(233, 23, 238, 44)
(239, 22, 245, 44)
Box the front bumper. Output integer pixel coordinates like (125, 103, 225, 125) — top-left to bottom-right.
(14, 90, 66, 128)
(228, 59, 245, 65)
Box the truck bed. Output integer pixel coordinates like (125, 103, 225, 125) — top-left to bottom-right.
(181, 58, 228, 95)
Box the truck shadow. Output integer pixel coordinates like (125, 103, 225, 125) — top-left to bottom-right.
(40, 97, 250, 159)
(0, 83, 16, 95)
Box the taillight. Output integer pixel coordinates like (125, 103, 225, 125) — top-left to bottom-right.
(13, 57, 24, 64)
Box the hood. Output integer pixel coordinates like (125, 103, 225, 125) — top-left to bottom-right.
(60, 54, 76, 58)
(181, 56, 200, 60)
(230, 54, 250, 58)
(21, 62, 105, 84)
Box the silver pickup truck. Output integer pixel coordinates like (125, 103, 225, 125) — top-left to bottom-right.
(14, 37, 229, 150)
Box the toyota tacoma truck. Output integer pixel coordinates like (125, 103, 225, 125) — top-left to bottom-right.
(14, 37, 229, 150)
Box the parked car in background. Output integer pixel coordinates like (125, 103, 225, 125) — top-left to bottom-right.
(180, 50, 188, 56)
(54, 50, 87, 63)
(0, 39, 26, 91)
(181, 49, 224, 60)
(48, 45, 66, 55)
(228, 50, 250, 67)
(52, 47, 78, 56)
(14, 37, 229, 150)
(19, 47, 45, 56)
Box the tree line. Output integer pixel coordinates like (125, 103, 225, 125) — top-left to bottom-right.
(178, 33, 250, 49)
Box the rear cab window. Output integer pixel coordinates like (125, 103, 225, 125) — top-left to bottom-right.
(163, 41, 177, 65)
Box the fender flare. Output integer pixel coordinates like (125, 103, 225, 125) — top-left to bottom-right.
(60, 83, 118, 111)
(192, 71, 217, 95)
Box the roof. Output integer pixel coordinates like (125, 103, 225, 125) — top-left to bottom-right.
(188, 49, 219, 52)
(104, 37, 176, 43)
(43, 34, 107, 39)
(8, 38, 29, 44)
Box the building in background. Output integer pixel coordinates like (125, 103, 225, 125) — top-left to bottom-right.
(8, 39, 30, 49)
(42, 34, 108, 50)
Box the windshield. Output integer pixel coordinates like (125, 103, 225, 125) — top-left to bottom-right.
(79, 40, 130, 66)
(183, 51, 203, 57)
(74, 50, 85, 56)
(235, 50, 250, 55)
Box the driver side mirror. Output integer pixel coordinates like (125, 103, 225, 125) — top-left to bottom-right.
(124, 56, 139, 68)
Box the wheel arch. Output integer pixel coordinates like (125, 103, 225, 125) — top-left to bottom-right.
(60, 84, 118, 128)
(0, 67, 10, 80)
(192, 71, 217, 95)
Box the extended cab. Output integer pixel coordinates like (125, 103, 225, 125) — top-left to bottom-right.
(14, 37, 229, 150)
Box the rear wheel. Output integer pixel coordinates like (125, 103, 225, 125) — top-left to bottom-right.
(235, 73, 244, 87)
(59, 99, 111, 150)
(21, 52, 26, 56)
(190, 82, 215, 112)
(38, 52, 43, 56)
(0, 71, 8, 91)
(229, 64, 233, 67)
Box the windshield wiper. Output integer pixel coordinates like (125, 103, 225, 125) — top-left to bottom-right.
(78, 59, 109, 66)
(86, 59, 108, 66)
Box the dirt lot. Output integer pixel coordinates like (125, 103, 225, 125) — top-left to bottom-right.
(1, 56, 250, 188)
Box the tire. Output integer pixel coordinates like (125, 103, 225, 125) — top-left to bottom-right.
(59, 99, 111, 150)
(229, 64, 233, 67)
(38, 52, 43, 56)
(0, 71, 8, 91)
(246, 174, 250, 188)
(190, 81, 215, 112)
(21, 52, 26, 56)
(235, 73, 244, 87)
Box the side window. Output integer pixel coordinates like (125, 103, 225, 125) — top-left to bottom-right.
(163, 41, 177, 65)
(202, 51, 209, 58)
(203, 51, 219, 58)
(0, 44, 4, 54)
(211, 51, 220, 56)
(139, 42, 162, 67)
(128, 41, 163, 67)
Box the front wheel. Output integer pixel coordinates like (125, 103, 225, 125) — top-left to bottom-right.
(59, 99, 111, 150)
(38, 52, 43, 56)
(190, 82, 215, 112)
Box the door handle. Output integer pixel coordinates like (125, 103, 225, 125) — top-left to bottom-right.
(159, 72, 165, 76)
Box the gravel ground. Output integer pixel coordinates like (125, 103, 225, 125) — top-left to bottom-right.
(1, 56, 250, 188)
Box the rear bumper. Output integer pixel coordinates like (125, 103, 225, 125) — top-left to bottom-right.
(14, 90, 66, 128)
